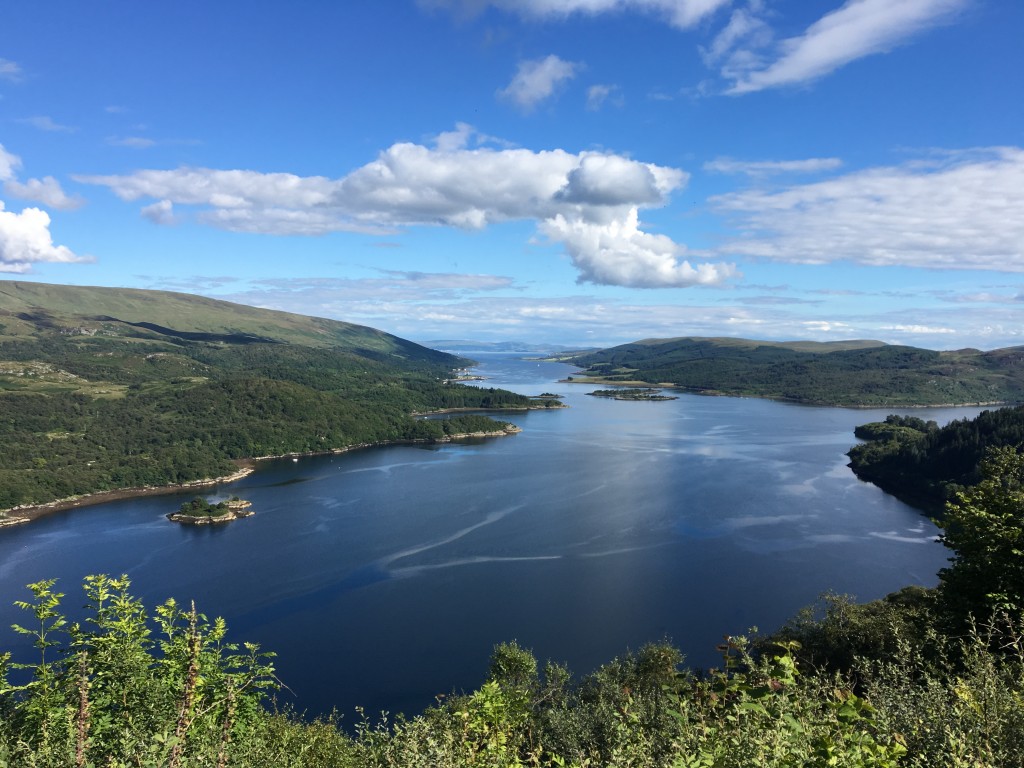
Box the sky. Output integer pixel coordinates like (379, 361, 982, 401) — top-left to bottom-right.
(1, 0, 1022, 349)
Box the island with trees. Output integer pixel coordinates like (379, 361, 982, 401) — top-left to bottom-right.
(166, 495, 254, 524)
(586, 387, 678, 401)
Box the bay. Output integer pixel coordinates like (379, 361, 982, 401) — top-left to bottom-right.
(0, 355, 981, 720)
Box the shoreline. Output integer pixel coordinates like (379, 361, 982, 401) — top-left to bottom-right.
(0, 427, 522, 530)
(0, 466, 255, 529)
(559, 377, 1013, 410)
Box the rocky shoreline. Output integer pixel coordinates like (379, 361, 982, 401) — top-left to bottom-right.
(0, 467, 255, 530)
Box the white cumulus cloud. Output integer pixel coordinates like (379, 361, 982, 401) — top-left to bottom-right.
(712, 147, 1024, 271)
(77, 125, 736, 289)
(498, 55, 579, 111)
(726, 0, 967, 94)
(0, 202, 89, 273)
(542, 208, 738, 287)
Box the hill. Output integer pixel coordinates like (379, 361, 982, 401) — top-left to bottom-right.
(0, 281, 552, 515)
(0, 280, 454, 361)
(567, 336, 1024, 406)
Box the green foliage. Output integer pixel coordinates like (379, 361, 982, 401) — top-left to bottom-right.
(861, 617, 1024, 767)
(176, 496, 231, 517)
(5, 577, 1024, 766)
(0, 575, 321, 768)
(938, 445, 1024, 621)
(769, 587, 938, 679)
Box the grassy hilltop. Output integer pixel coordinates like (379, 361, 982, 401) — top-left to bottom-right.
(0, 280, 455, 358)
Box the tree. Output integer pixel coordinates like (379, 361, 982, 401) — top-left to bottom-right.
(938, 445, 1024, 621)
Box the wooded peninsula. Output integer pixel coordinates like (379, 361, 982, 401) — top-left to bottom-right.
(0, 282, 557, 521)
(565, 336, 1024, 407)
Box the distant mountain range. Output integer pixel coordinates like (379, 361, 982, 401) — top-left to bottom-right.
(566, 336, 1024, 407)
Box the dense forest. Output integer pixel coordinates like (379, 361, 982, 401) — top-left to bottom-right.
(847, 406, 1024, 513)
(567, 337, 1024, 406)
(4, 446, 1024, 766)
(0, 284, 558, 513)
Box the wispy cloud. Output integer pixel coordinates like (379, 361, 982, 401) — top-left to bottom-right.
(108, 136, 157, 149)
(5, 177, 84, 210)
(77, 124, 738, 289)
(0, 145, 19, 181)
(704, 157, 843, 176)
(141, 199, 178, 225)
(725, 0, 968, 94)
(17, 115, 76, 133)
(0, 142, 83, 210)
(0, 58, 22, 82)
(203, 283, 1024, 349)
(498, 55, 579, 111)
(712, 147, 1024, 271)
(106, 135, 201, 149)
(879, 323, 956, 335)
(586, 83, 623, 111)
(421, 0, 730, 29)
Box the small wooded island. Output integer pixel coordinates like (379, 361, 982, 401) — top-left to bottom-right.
(587, 387, 678, 401)
(167, 496, 254, 525)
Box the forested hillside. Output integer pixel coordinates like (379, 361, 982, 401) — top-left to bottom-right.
(568, 337, 1024, 406)
(847, 406, 1024, 513)
(0, 282, 554, 512)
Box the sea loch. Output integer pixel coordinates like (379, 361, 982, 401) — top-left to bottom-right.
(0, 356, 982, 719)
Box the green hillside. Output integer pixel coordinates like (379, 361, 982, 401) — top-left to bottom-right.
(0, 281, 553, 513)
(0, 280, 452, 361)
(568, 336, 1024, 406)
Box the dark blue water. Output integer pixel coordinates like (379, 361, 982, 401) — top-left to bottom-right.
(0, 356, 980, 721)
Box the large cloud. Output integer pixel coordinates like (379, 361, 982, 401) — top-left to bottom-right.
(0, 202, 89, 273)
(78, 127, 736, 288)
(542, 209, 737, 287)
(712, 147, 1024, 270)
(725, 0, 967, 94)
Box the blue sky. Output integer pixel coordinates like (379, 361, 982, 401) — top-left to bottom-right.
(1, 0, 1022, 348)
